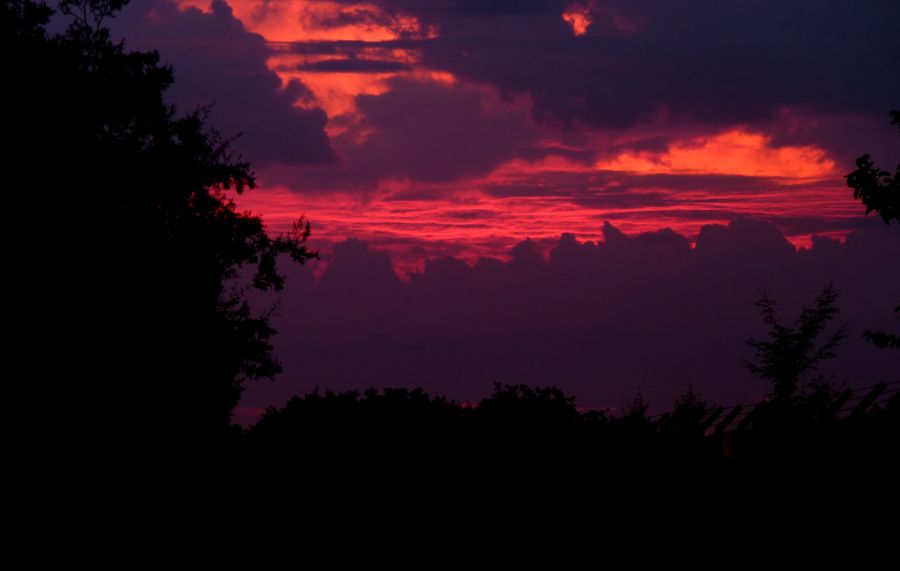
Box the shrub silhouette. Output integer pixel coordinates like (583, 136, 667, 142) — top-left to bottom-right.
(666, 385, 711, 434)
(744, 285, 847, 402)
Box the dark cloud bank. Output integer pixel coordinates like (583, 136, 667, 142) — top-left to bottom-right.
(241, 219, 899, 422)
(389, 0, 900, 129)
(110, 0, 900, 187)
(112, 0, 334, 166)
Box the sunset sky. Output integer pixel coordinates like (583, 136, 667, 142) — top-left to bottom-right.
(111, 0, 900, 273)
(106, 1, 898, 418)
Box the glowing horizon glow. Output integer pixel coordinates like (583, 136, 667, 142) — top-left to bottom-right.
(232, 169, 859, 278)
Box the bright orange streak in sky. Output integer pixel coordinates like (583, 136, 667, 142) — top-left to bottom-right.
(595, 130, 836, 179)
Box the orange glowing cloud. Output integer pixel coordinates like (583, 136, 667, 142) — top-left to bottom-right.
(563, 4, 593, 36)
(271, 61, 394, 120)
(595, 130, 836, 179)
(176, 1, 449, 129)
(176, 0, 435, 42)
(269, 48, 455, 122)
(562, 1, 641, 36)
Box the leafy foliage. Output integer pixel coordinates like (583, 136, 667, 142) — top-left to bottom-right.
(863, 306, 900, 349)
(4, 0, 316, 456)
(477, 382, 579, 431)
(667, 385, 711, 433)
(845, 109, 900, 224)
(745, 285, 847, 401)
(845, 110, 899, 349)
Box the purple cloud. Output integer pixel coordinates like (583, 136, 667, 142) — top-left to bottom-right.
(113, 0, 334, 166)
(240, 219, 900, 423)
(362, 1, 900, 129)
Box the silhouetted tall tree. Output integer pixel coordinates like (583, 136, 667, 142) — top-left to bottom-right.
(4, 0, 315, 460)
(744, 285, 847, 401)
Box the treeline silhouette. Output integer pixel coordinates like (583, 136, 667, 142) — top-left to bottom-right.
(240, 382, 899, 483)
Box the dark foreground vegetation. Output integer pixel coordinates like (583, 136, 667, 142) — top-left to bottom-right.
(240, 382, 899, 483)
(6, 2, 897, 495)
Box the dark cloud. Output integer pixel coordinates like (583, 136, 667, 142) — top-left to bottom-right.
(265, 76, 542, 187)
(364, 0, 900, 129)
(113, 0, 334, 166)
(770, 215, 887, 236)
(483, 184, 566, 198)
(614, 173, 776, 194)
(280, 40, 393, 56)
(242, 219, 900, 419)
(350, 77, 539, 181)
(481, 172, 772, 203)
(444, 209, 500, 220)
(301, 4, 395, 30)
(569, 190, 672, 209)
(296, 58, 412, 73)
(765, 110, 900, 169)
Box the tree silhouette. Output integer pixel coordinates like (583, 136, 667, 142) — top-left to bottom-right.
(845, 109, 899, 350)
(476, 383, 579, 431)
(845, 110, 900, 224)
(862, 311, 899, 349)
(5, 0, 316, 459)
(667, 385, 711, 434)
(744, 285, 847, 402)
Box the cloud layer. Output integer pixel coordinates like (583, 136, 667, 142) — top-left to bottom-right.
(385, 0, 900, 128)
(111, 2, 899, 263)
(238, 219, 900, 424)
(114, 0, 335, 166)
